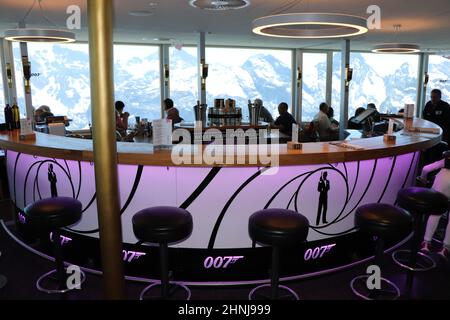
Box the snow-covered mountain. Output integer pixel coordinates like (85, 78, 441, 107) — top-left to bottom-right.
(3, 44, 449, 129)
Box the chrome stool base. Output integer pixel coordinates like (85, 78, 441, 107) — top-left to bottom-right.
(36, 269, 86, 294)
(249, 284, 300, 300)
(140, 281, 191, 300)
(350, 275, 400, 300)
(392, 250, 436, 271)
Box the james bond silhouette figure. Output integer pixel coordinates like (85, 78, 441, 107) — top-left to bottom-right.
(48, 164, 58, 198)
(316, 172, 330, 225)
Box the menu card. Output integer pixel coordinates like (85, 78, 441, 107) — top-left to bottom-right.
(292, 123, 299, 143)
(153, 119, 172, 149)
(20, 118, 33, 135)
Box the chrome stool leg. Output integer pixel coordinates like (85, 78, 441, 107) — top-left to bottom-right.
(392, 250, 436, 271)
(36, 268, 86, 294)
(249, 246, 299, 300)
(392, 212, 436, 298)
(249, 284, 299, 300)
(139, 242, 191, 300)
(36, 230, 86, 294)
(350, 275, 400, 300)
(351, 237, 400, 300)
(139, 281, 191, 301)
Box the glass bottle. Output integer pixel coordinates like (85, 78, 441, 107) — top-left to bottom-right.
(4, 104, 12, 131)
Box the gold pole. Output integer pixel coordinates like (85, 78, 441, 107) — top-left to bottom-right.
(87, 0, 126, 299)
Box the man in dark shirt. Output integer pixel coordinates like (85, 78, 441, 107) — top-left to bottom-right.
(274, 102, 297, 136)
(423, 89, 450, 143)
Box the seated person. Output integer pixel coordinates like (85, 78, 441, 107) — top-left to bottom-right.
(313, 102, 339, 141)
(34, 105, 54, 123)
(418, 151, 450, 259)
(327, 106, 340, 126)
(164, 98, 183, 125)
(115, 100, 129, 137)
(254, 98, 274, 124)
(273, 102, 297, 136)
(367, 103, 381, 122)
(348, 107, 366, 130)
(423, 89, 450, 144)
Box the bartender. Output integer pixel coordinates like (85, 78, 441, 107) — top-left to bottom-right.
(423, 89, 450, 143)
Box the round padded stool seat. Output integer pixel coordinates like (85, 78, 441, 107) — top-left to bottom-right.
(24, 197, 82, 229)
(249, 209, 309, 246)
(397, 187, 448, 215)
(132, 206, 193, 243)
(355, 204, 412, 238)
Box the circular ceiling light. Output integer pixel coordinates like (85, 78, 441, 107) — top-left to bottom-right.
(252, 13, 369, 39)
(189, 0, 250, 10)
(372, 43, 421, 54)
(129, 10, 154, 16)
(4, 28, 76, 43)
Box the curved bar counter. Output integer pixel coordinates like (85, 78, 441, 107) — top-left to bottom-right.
(0, 118, 442, 285)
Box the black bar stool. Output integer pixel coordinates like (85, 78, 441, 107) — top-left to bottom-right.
(132, 206, 193, 300)
(393, 187, 448, 296)
(248, 209, 309, 300)
(24, 197, 85, 294)
(350, 203, 412, 300)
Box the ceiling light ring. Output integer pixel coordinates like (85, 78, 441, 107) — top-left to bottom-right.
(372, 43, 421, 54)
(189, 0, 250, 10)
(4, 0, 75, 43)
(4, 28, 75, 43)
(252, 13, 369, 39)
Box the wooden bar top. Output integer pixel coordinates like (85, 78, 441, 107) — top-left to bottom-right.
(0, 118, 442, 167)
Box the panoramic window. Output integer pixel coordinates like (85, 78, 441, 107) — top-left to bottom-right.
(349, 52, 419, 117)
(426, 55, 450, 103)
(332, 52, 342, 121)
(169, 46, 198, 122)
(302, 52, 327, 122)
(21, 42, 91, 129)
(114, 44, 161, 126)
(13, 43, 160, 130)
(205, 47, 292, 121)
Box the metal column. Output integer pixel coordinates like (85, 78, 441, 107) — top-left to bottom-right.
(294, 49, 303, 123)
(159, 44, 170, 118)
(197, 32, 206, 105)
(416, 53, 429, 118)
(340, 39, 351, 129)
(326, 51, 333, 108)
(87, 0, 126, 300)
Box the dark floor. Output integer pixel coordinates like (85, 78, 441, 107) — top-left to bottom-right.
(1, 199, 450, 301)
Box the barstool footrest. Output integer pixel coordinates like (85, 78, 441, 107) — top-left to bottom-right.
(140, 281, 191, 300)
(36, 268, 86, 294)
(392, 250, 436, 271)
(350, 275, 400, 300)
(249, 284, 299, 300)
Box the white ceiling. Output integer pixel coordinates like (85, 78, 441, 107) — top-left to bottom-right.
(0, 0, 450, 52)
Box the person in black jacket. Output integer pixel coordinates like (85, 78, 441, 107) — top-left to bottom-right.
(273, 102, 296, 135)
(423, 89, 450, 143)
(348, 107, 366, 130)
